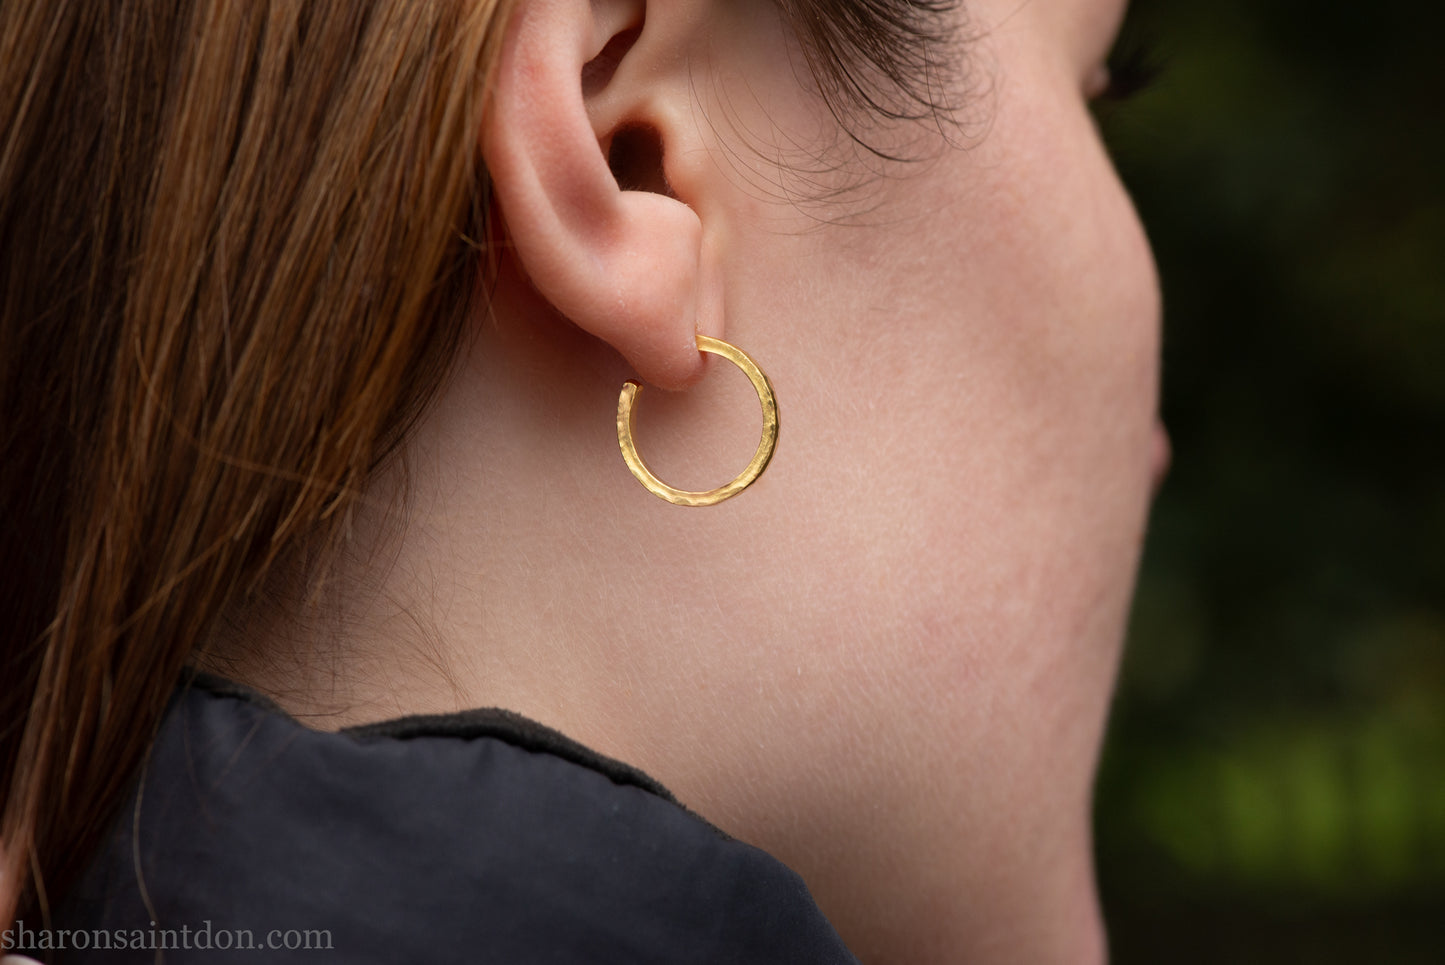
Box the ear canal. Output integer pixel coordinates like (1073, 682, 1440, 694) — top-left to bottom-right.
(608, 126, 675, 198)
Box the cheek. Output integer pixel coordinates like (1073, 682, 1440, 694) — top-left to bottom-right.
(929, 88, 1161, 631)
(800, 85, 1159, 734)
(695, 11, 1162, 834)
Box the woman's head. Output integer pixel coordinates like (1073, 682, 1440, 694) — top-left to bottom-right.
(440, 0, 1159, 959)
(2, 0, 1161, 959)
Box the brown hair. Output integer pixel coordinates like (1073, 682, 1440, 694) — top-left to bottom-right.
(0, 0, 515, 922)
(0, 0, 956, 928)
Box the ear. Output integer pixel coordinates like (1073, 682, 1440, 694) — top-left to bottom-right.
(482, 0, 722, 391)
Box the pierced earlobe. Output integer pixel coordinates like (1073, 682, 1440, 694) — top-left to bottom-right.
(617, 336, 778, 506)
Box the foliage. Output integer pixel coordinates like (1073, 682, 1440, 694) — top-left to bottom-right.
(1093, 0, 1445, 959)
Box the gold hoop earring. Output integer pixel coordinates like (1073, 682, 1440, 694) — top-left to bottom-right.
(617, 335, 779, 507)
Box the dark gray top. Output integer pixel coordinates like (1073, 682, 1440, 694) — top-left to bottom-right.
(46, 674, 858, 964)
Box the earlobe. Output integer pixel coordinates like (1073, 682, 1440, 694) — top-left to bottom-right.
(482, 0, 720, 391)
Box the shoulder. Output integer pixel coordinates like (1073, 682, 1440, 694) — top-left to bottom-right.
(52, 675, 857, 965)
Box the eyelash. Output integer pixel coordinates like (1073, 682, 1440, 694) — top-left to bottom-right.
(1099, 36, 1166, 103)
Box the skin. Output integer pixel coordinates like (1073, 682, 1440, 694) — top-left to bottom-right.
(225, 0, 1165, 960)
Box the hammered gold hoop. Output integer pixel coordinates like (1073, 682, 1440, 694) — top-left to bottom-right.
(617, 336, 779, 507)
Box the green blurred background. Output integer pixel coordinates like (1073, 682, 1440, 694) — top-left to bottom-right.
(1091, 0, 1445, 961)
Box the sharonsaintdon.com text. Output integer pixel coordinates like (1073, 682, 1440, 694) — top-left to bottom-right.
(3, 920, 333, 953)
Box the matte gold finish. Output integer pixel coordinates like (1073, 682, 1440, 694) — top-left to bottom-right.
(617, 335, 779, 506)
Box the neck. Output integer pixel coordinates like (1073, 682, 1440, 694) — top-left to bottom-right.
(205, 280, 1116, 965)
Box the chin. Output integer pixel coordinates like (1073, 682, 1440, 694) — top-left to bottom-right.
(1068, 867, 1111, 965)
